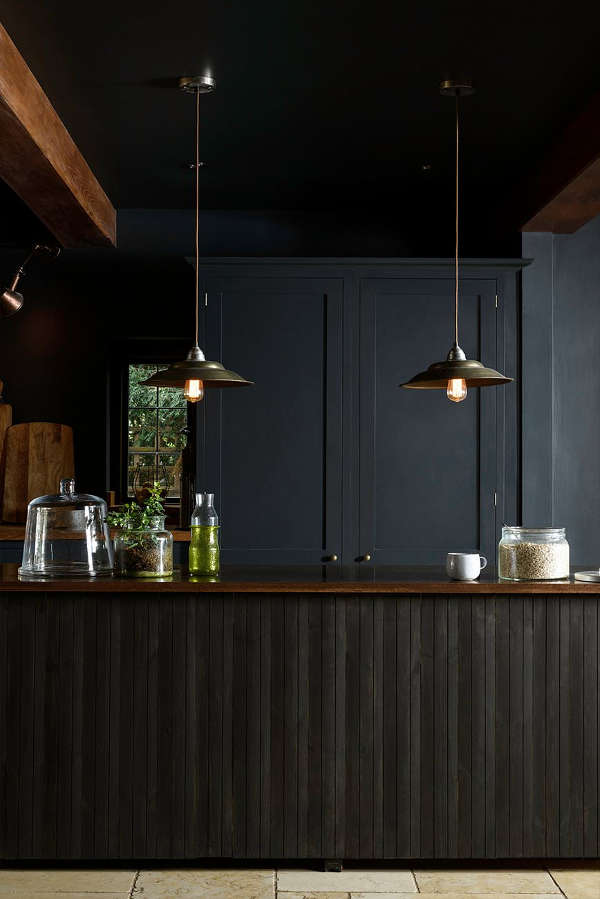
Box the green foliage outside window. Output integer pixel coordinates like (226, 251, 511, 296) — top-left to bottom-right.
(127, 364, 187, 498)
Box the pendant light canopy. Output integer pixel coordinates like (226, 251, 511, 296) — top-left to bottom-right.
(141, 75, 252, 400)
(401, 81, 511, 401)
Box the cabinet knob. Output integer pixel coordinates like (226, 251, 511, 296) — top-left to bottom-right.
(323, 554, 338, 562)
(357, 553, 372, 562)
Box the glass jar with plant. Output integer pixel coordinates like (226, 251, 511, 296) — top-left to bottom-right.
(107, 483, 174, 577)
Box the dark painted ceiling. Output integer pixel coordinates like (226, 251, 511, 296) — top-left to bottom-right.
(2, 0, 600, 251)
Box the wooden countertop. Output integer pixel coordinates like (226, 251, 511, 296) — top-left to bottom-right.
(1, 564, 600, 593)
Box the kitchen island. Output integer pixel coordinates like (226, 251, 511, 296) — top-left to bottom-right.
(1, 564, 598, 861)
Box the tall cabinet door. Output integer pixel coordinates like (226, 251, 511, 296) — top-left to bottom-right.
(358, 278, 499, 565)
(200, 276, 343, 565)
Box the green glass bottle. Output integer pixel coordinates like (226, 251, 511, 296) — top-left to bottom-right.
(189, 493, 220, 576)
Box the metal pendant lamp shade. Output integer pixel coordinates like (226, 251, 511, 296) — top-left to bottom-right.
(402, 349, 512, 390)
(400, 81, 511, 398)
(141, 76, 252, 395)
(141, 348, 251, 389)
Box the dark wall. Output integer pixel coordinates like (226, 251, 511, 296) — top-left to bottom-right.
(523, 216, 600, 566)
(0, 255, 195, 495)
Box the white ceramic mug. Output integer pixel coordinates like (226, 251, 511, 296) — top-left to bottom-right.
(446, 552, 487, 580)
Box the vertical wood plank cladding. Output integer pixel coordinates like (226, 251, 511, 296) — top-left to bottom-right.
(433, 597, 448, 858)
(307, 597, 323, 858)
(382, 597, 397, 858)
(3, 590, 600, 862)
(471, 597, 486, 859)
(344, 596, 360, 857)
(559, 596, 572, 855)
(232, 595, 248, 857)
(171, 596, 188, 858)
(269, 596, 285, 858)
(245, 595, 261, 857)
(107, 597, 121, 859)
(259, 596, 271, 858)
(446, 595, 459, 858)
(56, 597, 74, 859)
(409, 596, 421, 857)
(419, 597, 434, 859)
(297, 595, 309, 856)
(494, 596, 510, 857)
(584, 597, 599, 856)
(394, 596, 410, 858)
(132, 597, 149, 858)
(509, 596, 524, 857)
(372, 598, 384, 859)
(334, 596, 347, 859)
(0, 596, 6, 856)
(359, 596, 374, 857)
(7, 597, 26, 858)
(94, 597, 111, 859)
(322, 596, 336, 858)
(484, 597, 496, 857)
(208, 595, 223, 857)
(546, 596, 560, 856)
(568, 596, 584, 856)
(527, 598, 547, 855)
(284, 596, 298, 858)
(456, 597, 472, 858)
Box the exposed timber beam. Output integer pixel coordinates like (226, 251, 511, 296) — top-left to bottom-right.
(0, 23, 116, 248)
(518, 93, 600, 234)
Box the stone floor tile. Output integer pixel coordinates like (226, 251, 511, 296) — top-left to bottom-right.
(0, 894, 129, 899)
(413, 870, 560, 894)
(353, 895, 563, 899)
(548, 869, 600, 898)
(0, 869, 136, 893)
(277, 871, 417, 893)
(134, 869, 275, 897)
(277, 893, 350, 899)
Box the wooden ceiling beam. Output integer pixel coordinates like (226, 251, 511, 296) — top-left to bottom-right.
(0, 23, 116, 248)
(518, 93, 600, 234)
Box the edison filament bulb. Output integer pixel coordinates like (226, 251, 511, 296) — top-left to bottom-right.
(447, 378, 467, 403)
(184, 379, 204, 403)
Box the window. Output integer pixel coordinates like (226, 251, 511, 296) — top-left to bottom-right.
(127, 364, 187, 499)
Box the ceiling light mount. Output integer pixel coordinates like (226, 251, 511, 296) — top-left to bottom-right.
(179, 74, 216, 94)
(440, 79, 475, 97)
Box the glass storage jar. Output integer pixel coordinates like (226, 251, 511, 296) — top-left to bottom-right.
(113, 514, 173, 577)
(498, 526, 569, 580)
(19, 478, 114, 579)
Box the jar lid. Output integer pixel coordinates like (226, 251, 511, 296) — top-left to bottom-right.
(502, 525, 566, 534)
(28, 478, 107, 511)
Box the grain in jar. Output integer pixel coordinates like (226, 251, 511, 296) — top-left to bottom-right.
(498, 526, 569, 580)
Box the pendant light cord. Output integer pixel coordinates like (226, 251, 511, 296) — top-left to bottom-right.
(454, 92, 459, 348)
(195, 87, 200, 348)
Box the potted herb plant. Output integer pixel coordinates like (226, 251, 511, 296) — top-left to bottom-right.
(107, 483, 174, 577)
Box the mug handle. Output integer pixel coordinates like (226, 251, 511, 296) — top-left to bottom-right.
(480, 555, 488, 570)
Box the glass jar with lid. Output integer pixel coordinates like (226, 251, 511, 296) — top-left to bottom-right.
(19, 478, 114, 579)
(113, 514, 173, 578)
(498, 526, 569, 581)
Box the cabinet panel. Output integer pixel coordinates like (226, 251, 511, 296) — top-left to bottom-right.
(358, 278, 498, 564)
(201, 277, 343, 565)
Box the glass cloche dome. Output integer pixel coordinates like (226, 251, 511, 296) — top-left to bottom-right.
(19, 478, 114, 579)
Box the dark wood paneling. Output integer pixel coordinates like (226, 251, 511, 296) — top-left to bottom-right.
(0, 591, 599, 860)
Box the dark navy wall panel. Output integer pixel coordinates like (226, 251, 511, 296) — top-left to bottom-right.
(523, 219, 600, 567)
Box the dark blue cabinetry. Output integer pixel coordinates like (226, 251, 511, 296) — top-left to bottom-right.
(196, 260, 520, 567)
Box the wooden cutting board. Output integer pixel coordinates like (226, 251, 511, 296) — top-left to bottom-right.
(2, 423, 75, 523)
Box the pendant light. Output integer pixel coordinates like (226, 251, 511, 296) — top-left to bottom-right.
(141, 75, 252, 399)
(401, 81, 511, 401)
